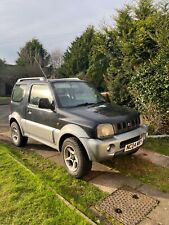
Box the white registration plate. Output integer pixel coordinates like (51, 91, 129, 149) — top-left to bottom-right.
(124, 138, 143, 152)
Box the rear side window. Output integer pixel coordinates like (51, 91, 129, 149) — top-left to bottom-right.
(29, 84, 53, 106)
(12, 84, 26, 102)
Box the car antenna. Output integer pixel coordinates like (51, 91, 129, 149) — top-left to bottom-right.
(34, 57, 48, 80)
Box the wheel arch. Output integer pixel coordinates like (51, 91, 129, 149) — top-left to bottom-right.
(55, 124, 92, 160)
(59, 133, 91, 161)
(10, 117, 18, 126)
(9, 116, 24, 136)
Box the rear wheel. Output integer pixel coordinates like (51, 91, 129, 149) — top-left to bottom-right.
(62, 137, 92, 178)
(11, 122, 28, 147)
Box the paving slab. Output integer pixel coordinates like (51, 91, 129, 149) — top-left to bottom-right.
(137, 184, 169, 200)
(27, 140, 57, 155)
(147, 198, 169, 225)
(92, 161, 112, 173)
(90, 172, 142, 194)
(136, 148, 169, 168)
(32, 149, 58, 158)
(139, 217, 156, 225)
(83, 162, 114, 182)
(47, 153, 65, 166)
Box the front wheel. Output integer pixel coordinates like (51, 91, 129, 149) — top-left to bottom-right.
(11, 122, 28, 147)
(62, 137, 92, 178)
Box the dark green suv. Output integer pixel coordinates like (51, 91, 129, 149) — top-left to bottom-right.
(9, 77, 147, 178)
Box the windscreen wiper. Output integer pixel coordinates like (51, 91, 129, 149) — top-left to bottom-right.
(74, 102, 95, 107)
(75, 101, 106, 107)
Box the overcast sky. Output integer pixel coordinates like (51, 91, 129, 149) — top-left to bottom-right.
(0, 0, 133, 64)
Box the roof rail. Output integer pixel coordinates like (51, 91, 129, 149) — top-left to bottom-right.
(65, 78, 80, 80)
(57, 78, 80, 81)
(17, 77, 45, 83)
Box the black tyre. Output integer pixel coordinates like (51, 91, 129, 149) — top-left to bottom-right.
(62, 137, 92, 178)
(11, 122, 28, 147)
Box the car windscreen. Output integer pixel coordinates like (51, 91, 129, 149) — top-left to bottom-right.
(52, 81, 105, 108)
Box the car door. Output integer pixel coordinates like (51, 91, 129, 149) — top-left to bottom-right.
(25, 83, 58, 144)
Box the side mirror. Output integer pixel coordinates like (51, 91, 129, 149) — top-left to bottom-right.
(38, 98, 55, 110)
(101, 92, 110, 102)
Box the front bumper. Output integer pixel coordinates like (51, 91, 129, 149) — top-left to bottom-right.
(80, 125, 148, 161)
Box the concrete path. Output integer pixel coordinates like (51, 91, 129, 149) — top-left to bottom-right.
(136, 148, 169, 168)
(0, 132, 169, 225)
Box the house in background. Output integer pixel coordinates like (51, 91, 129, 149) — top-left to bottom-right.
(0, 64, 46, 96)
(0, 64, 18, 96)
(0, 81, 13, 96)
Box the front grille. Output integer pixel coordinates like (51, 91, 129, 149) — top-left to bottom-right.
(120, 136, 140, 149)
(115, 116, 140, 135)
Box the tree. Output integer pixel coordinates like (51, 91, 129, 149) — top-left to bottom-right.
(105, 6, 136, 106)
(16, 38, 50, 67)
(87, 31, 110, 91)
(130, 1, 169, 111)
(59, 26, 95, 78)
(105, 0, 169, 133)
(105, 0, 163, 106)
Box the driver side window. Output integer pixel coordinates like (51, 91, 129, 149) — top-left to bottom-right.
(29, 84, 53, 107)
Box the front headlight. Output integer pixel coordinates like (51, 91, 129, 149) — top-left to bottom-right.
(97, 124, 114, 139)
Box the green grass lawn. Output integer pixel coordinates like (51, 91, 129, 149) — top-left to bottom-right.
(104, 155, 169, 193)
(0, 145, 91, 225)
(0, 142, 107, 225)
(143, 137, 169, 156)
